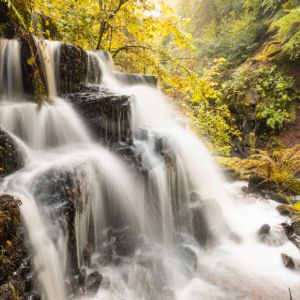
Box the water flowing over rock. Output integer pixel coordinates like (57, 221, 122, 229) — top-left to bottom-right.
(0, 127, 25, 178)
(0, 39, 23, 101)
(0, 37, 300, 300)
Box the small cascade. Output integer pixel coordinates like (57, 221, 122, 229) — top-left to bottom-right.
(0, 37, 300, 300)
(0, 39, 91, 149)
(0, 38, 23, 100)
(86, 51, 104, 85)
(36, 39, 61, 99)
(0, 99, 91, 149)
(20, 193, 66, 300)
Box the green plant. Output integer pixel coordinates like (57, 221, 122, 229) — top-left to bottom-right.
(223, 64, 299, 131)
(271, 6, 300, 60)
(219, 144, 300, 194)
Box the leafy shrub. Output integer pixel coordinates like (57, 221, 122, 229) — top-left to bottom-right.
(223, 64, 299, 131)
(271, 7, 300, 60)
(219, 144, 300, 194)
(197, 14, 267, 66)
(174, 59, 241, 155)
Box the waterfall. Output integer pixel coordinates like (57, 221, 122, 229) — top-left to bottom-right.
(0, 39, 23, 100)
(0, 39, 91, 149)
(0, 41, 300, 300)
(36, 39, 61, 99)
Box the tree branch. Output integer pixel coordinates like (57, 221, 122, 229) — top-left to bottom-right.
(96, 0, 130, 50)
(112, 45, 192, 74)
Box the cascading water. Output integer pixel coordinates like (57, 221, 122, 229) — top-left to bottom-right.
(0, 39, 23, 100)
(0, 40, 300, 300)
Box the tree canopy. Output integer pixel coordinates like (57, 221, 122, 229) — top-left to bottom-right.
(2, 0, 300, 155)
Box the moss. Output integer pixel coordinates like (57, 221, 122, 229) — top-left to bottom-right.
(219, 144, 300, 196)
(253, 40, 283, 62)
(0, 194, 30, 299)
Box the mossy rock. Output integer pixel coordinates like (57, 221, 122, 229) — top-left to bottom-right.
(0, 127, 25, 178)
(0, 194, 31, 299)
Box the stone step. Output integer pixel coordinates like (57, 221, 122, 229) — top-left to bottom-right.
(67, 86, 132, 142)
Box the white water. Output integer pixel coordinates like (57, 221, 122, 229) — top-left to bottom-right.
(0, 41, 299, 300)
(0, 39, 23, 100)
(85, 51, 300, 299)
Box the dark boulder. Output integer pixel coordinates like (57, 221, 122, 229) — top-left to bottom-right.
(59, 43, 88, 95)
(0, 127, 25, 178)
(0, 194, 31, 299)
(257, 224, 287, 246)
(20, 37, 47, 100)
(30, 167, 80, 275)
(26, 290, 41, 300)
(261, 190, 290, 204)
(191, 204, 210, 246)
(190, 192, 226, 247)
(277, 206, 300, 249)
(85, 271, 103, 294)
(248, 176, 276, 192)
(67, 86, 132, 142)
(111, 226, 137, 257)
(258, 224, 271, 235)
(281, 253, 295, 269)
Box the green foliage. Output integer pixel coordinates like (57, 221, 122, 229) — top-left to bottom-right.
(5, 0, 300, 154)
(271, 6, 300, 59)
(219, 144, 300, 194)
(198, 14, 266, 65)
(172, 59, 241, 155)
(223, 64, 299, 130)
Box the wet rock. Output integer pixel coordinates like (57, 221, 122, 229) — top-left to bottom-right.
(31, 167, 80, 274)
(258, 224, 287, 246)
(26, 290, 41, 300)
(277, 204, 297, 218)
(59, 43, 88, 95)
(83, 244, 92, 267)
(0, 194, 30, 299)
(248, 176, 276, 193)
(290, 220, 300, 249)
(229, 231, 242, 243)
(179, 245, 197, 270)
(261, 190, 290, 204)
(101, 276, 111, 289)
(277, 206, 300, 249)
(190, 192, 226, 247)
(281, 253, 295, 269)
(71, 268, 86, 295)
(231, 137, 251, 158)
(78, 268, 86, 288)
(85, 271, 103, 294)
(20, 38, 38, 98)
(281, 222, 293, 238)
(113, 142, 140, 168)
(64, 278, 73, 296)
(191, 206, 210, 246)
(67, 86, 132, 141)
(111, 226, 137, 257)
(135, 128, 150, 140)
(258, 224, 271, 235)
(0, 127, 25, 178)
(98, 242, 114, 266)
